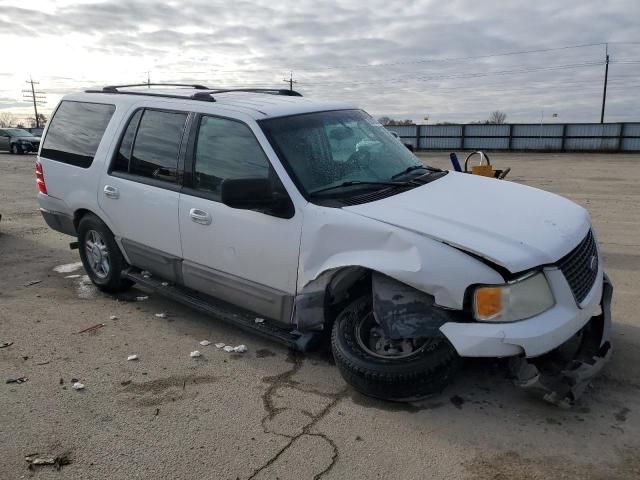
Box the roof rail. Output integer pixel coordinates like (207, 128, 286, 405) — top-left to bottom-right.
(101, 83, 210, 92)
(84, 85, 303, 103)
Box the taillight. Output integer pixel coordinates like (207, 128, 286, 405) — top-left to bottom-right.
(35, 160, 47, 194)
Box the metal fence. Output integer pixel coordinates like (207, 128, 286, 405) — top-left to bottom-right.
(385, 123, 640, 152)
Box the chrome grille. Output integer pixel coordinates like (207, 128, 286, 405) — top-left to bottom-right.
(557, 230, 599, 304)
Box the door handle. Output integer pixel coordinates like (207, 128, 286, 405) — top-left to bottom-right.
(103, 185, 119, 199)
(189, 208, 212, 225)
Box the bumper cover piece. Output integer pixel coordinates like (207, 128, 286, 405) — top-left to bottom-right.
(510, 274, 613, 407)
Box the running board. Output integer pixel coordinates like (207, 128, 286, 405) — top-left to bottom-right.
(124, 270, 317, 352)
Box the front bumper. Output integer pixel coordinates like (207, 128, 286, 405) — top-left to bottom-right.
(510, 274, 612, 407)
(439, 266, 605, 358)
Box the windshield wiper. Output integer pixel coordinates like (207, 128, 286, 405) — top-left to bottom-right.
(309, 180, 406, 196)
(390, 164, 441, 180)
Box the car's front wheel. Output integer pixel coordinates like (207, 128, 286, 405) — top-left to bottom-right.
(10, 143, 23, 154)
(77, 213, 133, 293)
(331, 294, 460, 401)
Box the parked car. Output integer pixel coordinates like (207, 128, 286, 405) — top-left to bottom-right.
(0, 128, 41, 154)
(36, 85, 611, 405)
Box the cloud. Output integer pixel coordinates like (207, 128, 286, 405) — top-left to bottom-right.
(0, 0, 638, 122)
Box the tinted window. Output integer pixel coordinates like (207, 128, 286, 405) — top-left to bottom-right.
(112, 110, 142, 173)
(128, 110, 187, 183)
(41, 101, 115, 168)
(194, 116, 269, 197)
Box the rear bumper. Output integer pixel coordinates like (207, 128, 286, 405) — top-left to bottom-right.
(40, 208, 76, 237)
(439, 266, 605, 358)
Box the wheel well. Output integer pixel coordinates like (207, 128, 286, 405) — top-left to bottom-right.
(73, 208, 94, 231)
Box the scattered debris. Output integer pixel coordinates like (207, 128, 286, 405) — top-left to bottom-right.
(71, 377, 79, 383)
(23, 280, 42, 287)
(120, 380, 132, 386)
(64, 274, 81, 279)
(161, 281, 169, 287)
(142, 270, 152, 279)
(77, 323, 105, 334)
(199, 340, 211, 346)
(72, 382, 85, 390)
(6, 377, 28, 384)
(109, 315, 118, 320)
(22, 356, 29, 360)
(223, 346, 235, 353)
(233, 345, 248, 353)
(154, 312, 167, 318)
(136, 296, 149, 302)
(190, 350, 202, 358)
(215, 343, 225, 349)
(127, 354, 139, 361)
(59, 378, 64, 385)
(36, 360, 50, 366)
(25, 452, 71, 471)
(254, 317, 265, 324)
(154, 408, 160, 416)
(450, 395, 465, 409)
(0, 341, 13, 348)
(53, 261, 83, 273)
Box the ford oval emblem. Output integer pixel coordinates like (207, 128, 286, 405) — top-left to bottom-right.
(589, 255, 597, 272)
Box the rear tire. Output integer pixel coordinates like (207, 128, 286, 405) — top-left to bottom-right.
(77, 213, 133, 293)
(10, 143, 23, 154)
(331, 294, 460, 401)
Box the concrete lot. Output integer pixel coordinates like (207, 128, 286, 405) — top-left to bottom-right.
(1, 151, 639, 479)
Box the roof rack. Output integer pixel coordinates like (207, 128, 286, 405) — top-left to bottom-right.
(85, 84, 303, 103)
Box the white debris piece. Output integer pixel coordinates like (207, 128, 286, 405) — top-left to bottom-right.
(215, 343, 225, 349)
(254, 317, 265, 324)
(65, 274, 81, 279)
(223, 346, 235, 353)
(161, 282, 169, 287)
(136, 296, 149, 301)
(154, 313, 167, 318)
(142, 270, 152, 279)
(190, 350, 202, 358)
(110, 315, 119, 321)
(127, 354, 138, 361)
(199, 340, 211, 346)
(233, 345, 248, 353)
(72, 382, 85, 390)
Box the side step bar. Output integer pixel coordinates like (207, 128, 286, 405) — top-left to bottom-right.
(124, 270, 318, 352)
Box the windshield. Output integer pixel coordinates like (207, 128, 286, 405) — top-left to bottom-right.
(6, 128, 32, 137)
(260, 110, 424, 196)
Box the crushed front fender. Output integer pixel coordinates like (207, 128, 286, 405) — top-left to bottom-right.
(510, 274, 613, 408)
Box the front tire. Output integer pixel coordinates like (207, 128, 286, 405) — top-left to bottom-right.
(331, 294, 460, 401)
(78, 214, 133, 293)
(10, 143, 23, 154)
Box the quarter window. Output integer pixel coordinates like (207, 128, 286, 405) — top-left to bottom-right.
(41, 101, 115, 168)
(194, 116, 269, 198)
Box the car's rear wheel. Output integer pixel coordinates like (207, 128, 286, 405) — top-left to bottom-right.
(77, 213, 133, 293)
(331, 294, 460, 401)
(10, 143, 23, 154)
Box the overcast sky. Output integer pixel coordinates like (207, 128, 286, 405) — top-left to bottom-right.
(1, 0, 639, 124)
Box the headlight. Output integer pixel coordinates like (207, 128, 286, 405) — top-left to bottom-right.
(473, 272, 555, 322)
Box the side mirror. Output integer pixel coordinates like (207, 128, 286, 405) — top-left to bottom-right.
(221, 177, 293, 218)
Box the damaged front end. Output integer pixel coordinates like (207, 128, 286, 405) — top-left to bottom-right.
(510, 274, 613, 408)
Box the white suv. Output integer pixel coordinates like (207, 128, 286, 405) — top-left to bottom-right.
(37, 84, 612, 405)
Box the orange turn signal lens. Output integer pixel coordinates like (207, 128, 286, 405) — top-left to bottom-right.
(474, 287, 503, 320)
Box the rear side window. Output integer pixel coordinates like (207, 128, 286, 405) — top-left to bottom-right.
(41, 101, 115, 168)
(113, 109, 187, 184)
(193, 116, 269, 198)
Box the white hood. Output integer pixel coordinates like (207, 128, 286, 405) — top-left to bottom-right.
(343, 171, 591, 273)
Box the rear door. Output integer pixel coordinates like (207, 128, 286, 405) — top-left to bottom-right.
(178, 114, 302, 322)
(98, 107, 189, 282)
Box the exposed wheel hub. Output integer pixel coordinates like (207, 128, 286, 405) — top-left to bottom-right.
(355, 312, 429, 359)
(85, 230, 110, 279)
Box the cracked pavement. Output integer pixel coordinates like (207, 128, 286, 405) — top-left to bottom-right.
(1, 152, 640, 479)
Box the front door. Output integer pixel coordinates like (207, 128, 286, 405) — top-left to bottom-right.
(98, 107, 188, 281)
(179, 115, 302, 322)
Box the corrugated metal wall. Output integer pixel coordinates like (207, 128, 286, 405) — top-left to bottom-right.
(386, 122, 640, 152)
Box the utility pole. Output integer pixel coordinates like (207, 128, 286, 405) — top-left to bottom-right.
(283, 71, 297, 92)
(600, 43, 609, 124)
(22, 77, 46, 128)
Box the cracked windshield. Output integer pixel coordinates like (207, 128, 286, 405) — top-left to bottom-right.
(261, 109, 426, 195)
